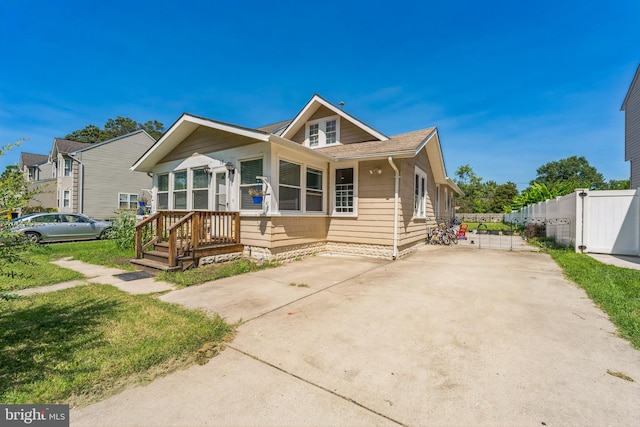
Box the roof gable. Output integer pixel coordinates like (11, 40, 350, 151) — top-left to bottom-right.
(68, 129, 155, 155)
(621, 64, 640, 111)
(132, 113, 270, 172)
(280, 94, 388, 142)
(20, 152, 49, 167)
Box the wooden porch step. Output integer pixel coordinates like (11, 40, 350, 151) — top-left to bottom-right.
(130, 258, 181, 272)
(142, 250, 170, 263)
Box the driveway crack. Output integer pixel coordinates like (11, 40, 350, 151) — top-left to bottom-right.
(227, 346, 407, 426)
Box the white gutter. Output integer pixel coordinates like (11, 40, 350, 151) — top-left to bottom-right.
(388, 156, 399, 260)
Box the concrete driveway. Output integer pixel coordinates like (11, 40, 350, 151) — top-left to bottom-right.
(72, 246, 640, 426)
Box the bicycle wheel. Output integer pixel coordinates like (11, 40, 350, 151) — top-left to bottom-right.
(442, 234, 451, 245)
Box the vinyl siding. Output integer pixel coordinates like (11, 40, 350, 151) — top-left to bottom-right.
(240, 216, 328, 249)
(160, 126, 262, 163)
(625, 80, 640, 188)
(289, 106, 378, 145)
(27, 180, 56, 209)
(78, 132, 155, 219)
(397, 150, 436, 248)
(327, 160, 395, 245)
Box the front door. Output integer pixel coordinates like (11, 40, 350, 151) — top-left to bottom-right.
(213, 170, 228, 212)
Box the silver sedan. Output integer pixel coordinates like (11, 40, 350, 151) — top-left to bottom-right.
(10, 213, 112, 243)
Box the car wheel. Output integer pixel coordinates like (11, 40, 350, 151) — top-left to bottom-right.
(99, 228, 113, 240)
(24, 231, 41, 243)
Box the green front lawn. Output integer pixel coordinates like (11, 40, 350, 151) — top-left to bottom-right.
(0, 284, 233, 406)
(0, 240, 134, 292)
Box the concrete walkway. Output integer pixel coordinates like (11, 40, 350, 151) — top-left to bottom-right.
(588, 253, 640, 270)
(71, 246, 640, 426)
(11, 257, 175, 296)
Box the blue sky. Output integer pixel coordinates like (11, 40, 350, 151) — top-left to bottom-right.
(1, 0, 638, 189)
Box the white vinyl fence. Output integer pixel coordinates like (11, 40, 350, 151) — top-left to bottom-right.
(504, 189, 640, 256)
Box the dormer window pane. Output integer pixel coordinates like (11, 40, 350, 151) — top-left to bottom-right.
(309, 123, 319, 147)
(326, 120, 336, 144)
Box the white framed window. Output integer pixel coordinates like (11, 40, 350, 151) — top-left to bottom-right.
(306, 167, 323, 212)
(64, 158, 72, 176)
(414, 167, 427, 218)
(240, 158, 264, 210)
(173, 170, 187, 209)
(279, 160, 301, 211)
(334, 167, 355, 214)
(192, 168, 209, 210)
(309, 123, 319, 147)
(157, 174, 169, 210)
(52, 162, 57, 178)
(63, 190, 70, 208)
(118, 193, 138, 209)
(305, 116, 340, 147)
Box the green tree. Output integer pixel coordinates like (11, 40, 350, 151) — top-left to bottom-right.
(454, 165, 518, 213)
(0, 141, 37, 289)
(532, 156, 605, 190)
(66, 117, 164, 143)
(601, 179, 630, 190)
(490, 181, 519, 212)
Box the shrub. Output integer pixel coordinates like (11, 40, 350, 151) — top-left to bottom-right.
(109, 210, 138, 250)
(523, 223, 546, 238)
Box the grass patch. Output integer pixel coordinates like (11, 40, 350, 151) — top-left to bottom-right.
(0, 284, 233, 406)
(0, 241, 135, 292)
(45, 240, 135, 270)
(158, 258, 278, 288)
(462, 222, 519, 232)
(548, 249, 640, 350)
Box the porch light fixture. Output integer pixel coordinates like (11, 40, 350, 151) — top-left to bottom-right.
(225, 162, 236, 175)
(369, 167, 382, 175)
(203, 166, 213, 175)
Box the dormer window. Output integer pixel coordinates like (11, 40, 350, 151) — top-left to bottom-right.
(305, 116, 339, 148)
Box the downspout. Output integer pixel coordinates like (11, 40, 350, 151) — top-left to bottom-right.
(388, 157, 399, 260)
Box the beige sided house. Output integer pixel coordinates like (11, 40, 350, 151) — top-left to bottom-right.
(131, 95, 461, 268)
(19, 152, 57, 211)
(621, 64, 640, 189)
(48, 130, 156, 219)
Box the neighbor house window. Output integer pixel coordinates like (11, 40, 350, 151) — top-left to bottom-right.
(414, 168, 427, 218)
(157, 174, 169, 209)
(279, 160, 301, 211)
(173, 170, 187, 209)
(306, 168, 323, 212)
(306, 116, 340, 147)
(64, 158, 72, 176)
(118, 193, 138, 209)
(192, 168, 209, 210)
(52, 162, 57, 178)
(240, 158, 263, 210)
(335, 168, 354, 213)
(63, 190, 70, 208)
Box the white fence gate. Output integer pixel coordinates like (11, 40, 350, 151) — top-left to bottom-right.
(505, 189, 640, 256)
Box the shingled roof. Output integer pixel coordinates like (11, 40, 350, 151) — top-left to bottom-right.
(315, 128, 436, 159)
(19, 152, 49, 167)
(53, 138, 93, 154)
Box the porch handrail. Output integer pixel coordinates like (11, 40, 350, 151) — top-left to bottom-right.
(134, 210, 241, 268)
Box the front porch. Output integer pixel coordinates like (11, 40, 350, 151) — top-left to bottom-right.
(132, 210, 243, 271)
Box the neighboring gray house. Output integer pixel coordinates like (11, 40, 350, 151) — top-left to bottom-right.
(19, 152, 57, 210)
(47, 130, 156, 219)
(621, 64, 640, 189)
